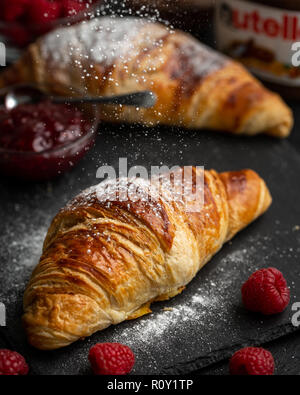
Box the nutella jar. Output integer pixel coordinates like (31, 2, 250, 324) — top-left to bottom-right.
(216, 0, 300, 98)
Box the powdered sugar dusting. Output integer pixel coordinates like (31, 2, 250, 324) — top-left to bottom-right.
(106, 247, 253, 356)
(41, 17, 161, 68)
(0, 211, 49, 306)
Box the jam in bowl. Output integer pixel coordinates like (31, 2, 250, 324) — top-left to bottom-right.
(0, 94, 99, 181)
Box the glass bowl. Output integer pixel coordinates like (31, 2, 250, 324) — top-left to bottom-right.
(0, 1, 102, 63)
(0, 99, 99, 181)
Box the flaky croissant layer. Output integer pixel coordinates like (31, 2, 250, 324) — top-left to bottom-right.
(23, 168, 271, 350)
(0, 17, 293, 137)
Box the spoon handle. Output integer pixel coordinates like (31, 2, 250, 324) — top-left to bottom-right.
(51, 91, 157, 108)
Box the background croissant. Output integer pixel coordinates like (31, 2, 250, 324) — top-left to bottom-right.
(0, 17, 293, 137)
(23, 168, 272, 350)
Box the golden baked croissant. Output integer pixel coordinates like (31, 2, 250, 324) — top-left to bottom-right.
(23, 167, 272, 350)
(0, 17, 293, 137)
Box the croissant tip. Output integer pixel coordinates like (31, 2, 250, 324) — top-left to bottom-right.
(219, 168, 272, 241)
(265, 112, 294, 139)
(261, 183, 272, 217)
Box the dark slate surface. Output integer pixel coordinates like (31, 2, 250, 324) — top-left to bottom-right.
(0, 120, 300, 375)
(197, 330, 300, 375)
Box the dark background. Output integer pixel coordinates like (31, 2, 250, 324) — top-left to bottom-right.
(0, 3, 300, 375)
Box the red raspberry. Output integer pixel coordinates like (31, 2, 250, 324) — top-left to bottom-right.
(89, 343, 135, 375)
(242, 267, 290, 315)
(0, 349, 29, 376)
(8, 25, 32, 47)
(230, 347, 274, 375)
(62, 0, 87, 17)
(28, 0, 62, 25)
(3, 0, 29, 22)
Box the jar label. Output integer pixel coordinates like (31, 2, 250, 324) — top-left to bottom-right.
(216, 0, 300, 86)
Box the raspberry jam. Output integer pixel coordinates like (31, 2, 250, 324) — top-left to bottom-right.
(0, 102, 91, 152)
(0, 101, 97, 181)
(0, 0, 99, 48)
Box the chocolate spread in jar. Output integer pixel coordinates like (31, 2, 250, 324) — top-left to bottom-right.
(216, 0, 300, 98)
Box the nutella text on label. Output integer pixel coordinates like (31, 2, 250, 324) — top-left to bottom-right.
(216, 0, 300, 86)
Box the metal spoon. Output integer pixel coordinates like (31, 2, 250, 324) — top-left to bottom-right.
(3, 85, 157, 110)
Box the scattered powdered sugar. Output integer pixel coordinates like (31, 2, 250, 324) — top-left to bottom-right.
(108, 247, 252, 348)
(0, 200, 52, 306)
(9, 228, 46, 268)
(41, 17, 166, 69)
(115, 292, 217, 344)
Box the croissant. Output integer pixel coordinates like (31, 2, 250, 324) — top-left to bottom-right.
(23, 167, 272, 350)
(0, 17, 293, 137)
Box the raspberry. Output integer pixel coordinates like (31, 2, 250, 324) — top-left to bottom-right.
(230, 347, 274, 375)
(3, 0, 28, 22)
(8, 25, 31, 47)
(28, 0, 62, 25)
(1, 0, 96, 24)
(0, 349, 29, 375)
(89, 343, 135, 375)
(242, 268, 290, 315)
(62, 0, 87, 17)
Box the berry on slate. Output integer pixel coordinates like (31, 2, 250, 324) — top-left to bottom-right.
(89, 343, 135, 375)
(230, 347, 274, 375)
(242, 267, 290, 315)
(0, 349, 29, 375)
